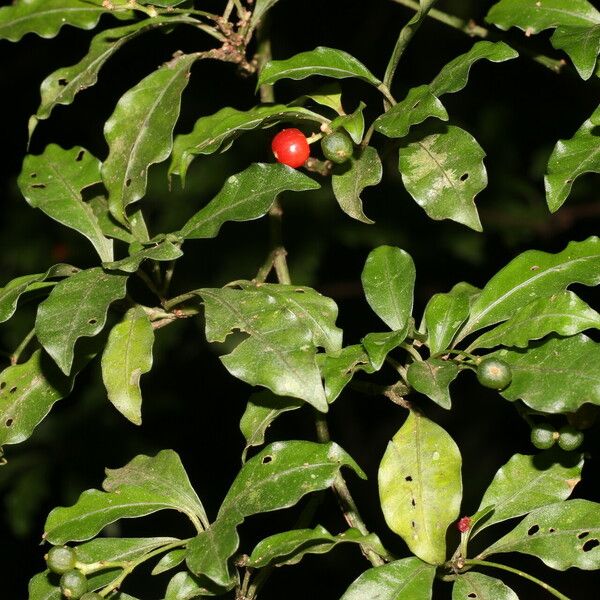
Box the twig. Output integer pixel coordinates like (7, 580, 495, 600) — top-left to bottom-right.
(10, 328, 36, 365)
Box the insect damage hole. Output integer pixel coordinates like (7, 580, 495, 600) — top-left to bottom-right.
(527, 524, 540, 536)
(411, 498, 416, 507)
(31, 183, 46, 189)
(460, 173, 469, 182)
(5, 418, 13, 427)
(468, 594, 477, 599)
(88, 318, 97, 325)
(578, 531, 590, 539)
(261, 455, 273, 465)
(405, 475, 413, 481)
(582, 539, 599, 552)
(75, 150, 85, 162)
(125, 178, 132, 188)
(9, 386, 17, 394)
(0, 382, 5, 390)
(58, 78, 68, 87)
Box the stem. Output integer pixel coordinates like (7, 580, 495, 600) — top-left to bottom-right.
(163, 291, 198, 311)
(401, 342, 423, 363)
(390, 0, 567, 74)
(463, 559, 571, 600)
(256, 21, 275, 103)
(135, 269, 163, 300)
(273, 247, 291, 285)
(10, 328, 36, 365)
(383, 0, 439, 93)
(431, 348, 478, 362)
(314, 412, 385, 567)
(161, 260, 177, 297)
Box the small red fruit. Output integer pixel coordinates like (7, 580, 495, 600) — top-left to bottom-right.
(457, 516, 471, 533)
(271, 128, 310, 168)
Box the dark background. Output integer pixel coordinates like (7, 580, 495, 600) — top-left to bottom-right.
(1, 0, 599, 597)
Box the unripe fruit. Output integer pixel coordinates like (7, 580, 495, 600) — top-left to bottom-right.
(558, 425, 584, 451)
(476, 357, 512, 390)
(457, 516, 471, 533)
(530, 422, 557, 450)
(46, 546, 77, 575)
(271, 128, 310, 168)
(321, 130, 353, 164)
(59, 569, 88, 599)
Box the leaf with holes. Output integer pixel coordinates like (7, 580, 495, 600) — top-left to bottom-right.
(196, 283, 342, 411)
(0, 0, 131, 42)
(331, 146, 381, 224)
(179, 163, 319, 239)
(0, 264, 79, 324)
(258, 47, 381, 88)
(361, 329, 409, 370)
(18, 145, 113, 262)
(545, 105, 600, 212)
(28, 18, 198, 138)
(340, 557, 436, 600)
(101, 307, 154, 425)
(430, 41, 519, 97)
(452, 572, 518, 600)
(551, 25, 600, 79)
(35, 267, 128, 375)
(456, 237, 600, 342)
(481, 499, 600, 570)
(239, 390, 302, 462)
(102, 53, 198, 225)
(398, 125, 485, 231)
(406, 359, 459, 410)
(468, 291, 600, 350)
(379, 411, 462, 564)
(45, 450, 207, 544)
(248, 526, 378, 567)
(0, 348, 95, 451)
(187, 441, 364, 586)
(170, 105, 327, 180)
(103, 239, 183, 273)
(317, 345, 375, 403)
(474, 452, 583, 536)
(361, 246, 416, 331)
(423, 282, 480, 355)
(374, 85, 448, 139)
(494, 334, 600, 413)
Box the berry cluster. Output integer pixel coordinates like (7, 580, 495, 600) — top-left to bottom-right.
(46, 546, 102, 600)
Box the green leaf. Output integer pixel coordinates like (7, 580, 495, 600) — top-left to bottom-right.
(197, 283, 342, 411)
(250, 0, 280, 28)
(45, 450, 207, 543)
(430, 41, 519, 97)
(544, 105, 600, 212)
(179, 163, 319, 239)
(378, 411, 462, 564)
(398, 125, 485, 231)
(361, 246, 416, 331)
(340, 557, 436, 600)
(551, 24, 600, 79)
(28, 572, 61, 600)
(239, 390, 302, 461)
(0, 264, 79, 324)
(303, 83, 344, 115)
(317, 345, 375, 403)
(330, 101, 366, 144)
(406, 359, 459, 410)
(482, 499, 600, 570)
(247, 525, 376, 567)
(374, 85, 448, 138)
(458, 237, 600, 341)
(331, 146, 381, 223)
(35, 267, 128, 375)
(138, 0, 189, 6)
(452, 572, 518, 600)
(89, 195, 134, 243)
(151, 548, 186, 576)
(361, 329, 409, 370)
(101, 306, 154, 425)
(258, 47, 381, 88)
(423, 282, 480, 355)
(164, 571, 217, 600)
(103, 239, 183, 273)
(102, 52, 198, 225)
(18, 145, 113, 262)
(486, 0, 600, 33)
(28, 18, 197, 137)
(468, 291, 600, 350)
(495, 334, 600, 413)
(0, 0, 130, 42)
(475, 452, 583, 536)
(170, 105, 327, 180)
(187, 441, 364, 586)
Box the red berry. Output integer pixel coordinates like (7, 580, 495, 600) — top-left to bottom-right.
(271, 128, 310, 168)
(457, 516, 471, 533)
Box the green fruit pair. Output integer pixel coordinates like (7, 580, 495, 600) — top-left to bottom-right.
(59, 569, 88, 599)
(531, 423, 584, 451)
(321, 130, 353, 164)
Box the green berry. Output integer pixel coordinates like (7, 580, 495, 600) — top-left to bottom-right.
(530, 422, 557, 450)
(46, 546, 77, 575)
(558, 425, 584, 451)
(80, 594, 103, 600)
(321, 130, 353, 164)
(59, 569, 88, 599)
(476, 357, 512, 390)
